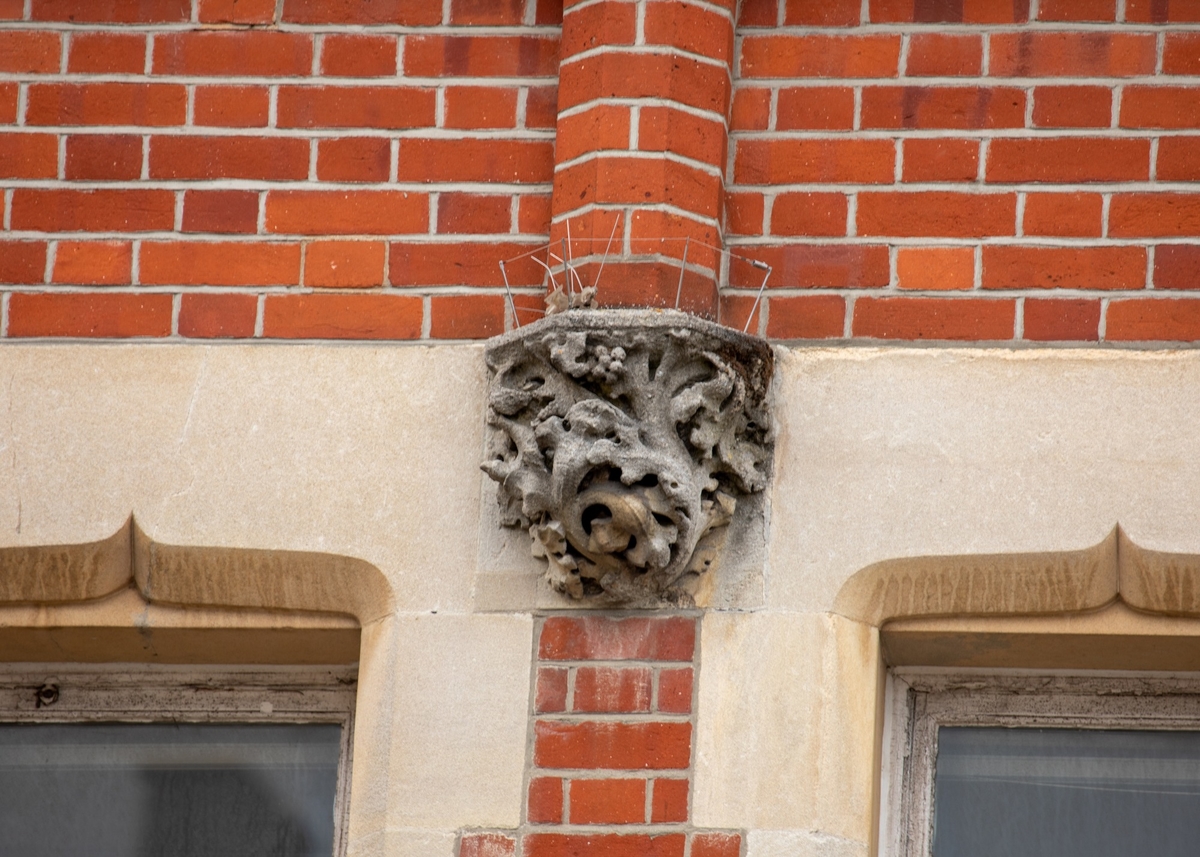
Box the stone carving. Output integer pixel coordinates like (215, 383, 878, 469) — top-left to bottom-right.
(482, 309, 774, 606)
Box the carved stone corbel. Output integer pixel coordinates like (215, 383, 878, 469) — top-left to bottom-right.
(482, 309, 774, 606)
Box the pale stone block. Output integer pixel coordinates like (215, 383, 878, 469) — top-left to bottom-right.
(693, 612, 881, 838)
(747, 829, 868, 857)
(347, 828, 456, 857)
(385, 613, 532, 829)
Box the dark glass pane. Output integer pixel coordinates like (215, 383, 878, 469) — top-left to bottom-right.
(0, 722, 341, 857)
(933, 727, 1200, 857)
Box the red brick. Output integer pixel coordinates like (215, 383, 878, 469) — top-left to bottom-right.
(182, 190, 259, 234)
(983, 246, 1146, 290)
(561, 2, 636, 60)
(738, 0, 777, 26)
(450, 0, 522, 23)
(729, 245, 889, 289)
(317, 137, 391, 183)
(639, 107, 725, 168)
(519, 194, 552, 235)
(460, 833, 517, 857)
(990, 33, 1156, 77)
(906, 34, 981, 76)
(390, 242, 543, 287)
(1023, 298, 1101, 341)
(178, 293, 258, 338)
(901, 138, 978, 182)
(1127, 0, 1200, 21)
(539, 616, 696, 661)
(572, 667, 652, 714)
(1023, 192, 1103, 238)
(896, 247, 973, 290)
(8, 292, 172, 338)
(0, 242, 46, 284)
(734, 139, 894, 184)
(556, 105, 630, 163)
(1106, 299, 1200, 341)
(1032, 86, 1112, 128)
(731, 88, 770, 131)
(861, 86, 1024, 129)
(692, 833, 740, 857)
(64, 134, 140, 181)
(527, 85, 559, 128)
(0, 0, 22, 16)
(198, 0, 276, 23)
(536, 667, 568, 714)
(776, 87, 855, 130)
(0, 84, 17, 124)
(784, 0, 859, 24)
(650, 778, 689, 823)
(1122, 87, 1200, 130)
(740, 34, 899, 77)
(11, 190, 174, 232)
(536, 0, 562, 24)
(398, 139, 553, 183)
(430, 294, 505, 339)
(854, 297, 1015, 340)
(267, 191, 428, 236)
(1110, 193, 1200, 237)
(1161, 33, 1200, 75)
(528, 777, 564, 825)
(720, 294, 763, 335)
(321, 34, 397, 77)
(305, 240, 385, 288)
(1038, 0, 1115, 19)
(643, 2, 733, 63)
(569, 779, 646, 825)
(1157, 137, 1200, 181)
(525, 834, 685, 857)
(52, 241, 131, 285)
(150, 136, 307, 181)
(558, 53, 728, 115)
(0, 133, 57, 179)
(444, 86, 518, 130)
(1154, 245, 1200, 289)
(31, 0, 189, 21)
(68, 32, 145, 74)
(263, 293, 422, 339)
(857, 192, 1016, 238)
(726, 192, 764, 236)
(404, 35, 560, 78)
(141, 241, 301, 286)
(764, 295, 846, 338)
(194, 86, 270, 128)
(770, 193, 847, 237)
(870, 0, 1030, 22)
(154, 32, 312, 76)
(987, 138, 1149, 183)
(278, 85, 435, 129)
(283, 0, 438, 24)
(558, 155, 715, 217)
(657, 668, 693, 714)
(27, 83, 186, 126)
(438, 193, 512, 235)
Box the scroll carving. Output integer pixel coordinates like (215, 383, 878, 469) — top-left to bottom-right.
(482, 309, 774, 606)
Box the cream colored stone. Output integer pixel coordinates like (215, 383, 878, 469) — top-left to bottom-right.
(385, 613, 532, 829)
(747, 829, 868, 857)
(693, 612, 881, 838)
(770, 348, 1200, 613)
(0, 343, 487, 612)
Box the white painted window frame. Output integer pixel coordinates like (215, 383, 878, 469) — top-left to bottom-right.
(0, 664, 357, 857)
(879, 669, 1200, 857)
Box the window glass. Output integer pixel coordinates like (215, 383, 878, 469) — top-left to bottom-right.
(933, 727, 1200, 857)
(0, 722, 342, 857)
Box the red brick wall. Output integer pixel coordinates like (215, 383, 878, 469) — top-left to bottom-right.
(460, 615, 742, 857)
(3, 0, 1200, 343)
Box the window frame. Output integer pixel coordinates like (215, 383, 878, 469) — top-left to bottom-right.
(880, 669, 1200, 857)
(0, 664, 357, 857)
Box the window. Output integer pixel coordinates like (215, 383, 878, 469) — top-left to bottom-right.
(0, 665, 355, 857)
(882, 671, 1200, 857)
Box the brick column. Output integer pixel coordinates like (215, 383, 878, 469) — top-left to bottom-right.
(547, 0, 735, 317)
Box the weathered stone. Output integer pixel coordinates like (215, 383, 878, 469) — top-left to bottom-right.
(482, 309, 773, 606)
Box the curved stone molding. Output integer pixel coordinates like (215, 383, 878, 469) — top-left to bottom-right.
(0, 517, 391, 623)
(834, 528, 1120, 626)
(482, 309, 774, 606)
(1118, 529, 1200, 617)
